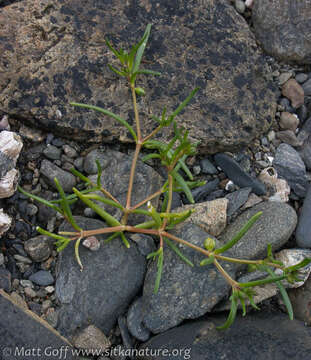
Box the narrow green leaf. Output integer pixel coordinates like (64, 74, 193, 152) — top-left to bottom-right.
(96, 160, 103, 188)
(178, 158, 193, 181)
(134, 69, 161, 76)
(73, 188, 121, 227)
(142, 153, 161, 162)
(54, 178, 81, 231)
(285, 258, 311, 273)
(200, 255, 215, 266)
(154, 249, 163, 294)
(70, 102, 137, 142)
(105, 38, 122, 60)
(120, 232, 130, 248)
(84, 194, 124, 210)
(51, 187, 98, 204)
(265, 267, 294, 320)
(104, 232, 121, 244)
(164, 237, 194, 267)
(133, 24, 151, 76)
(166, 209, 194, 229)
(215, 211, 262, 254)
(168, 87, 200, 122)
(36, 226, 71, 241)
(217, 294, 238, 330)
(75, 237, 83, 271)
(108, 64, 126, 77)
(239, 274, 287, 288)
(132, 208, 153, 218)
(134, 220, 156, 229)
(70, 168, 91, 184)
(18, 186, 62, 214)
(172, 170, 194, 204)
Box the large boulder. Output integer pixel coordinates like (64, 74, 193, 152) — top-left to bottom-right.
(252, 0, 311, 64)
(0, 0, 277, 153)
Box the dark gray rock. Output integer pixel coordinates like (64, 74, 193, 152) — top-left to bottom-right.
(40, 160, 76, 193)
(220, 201, 297, 260)
(118, 315, 134, 351)
(295, 73, 309, 84)
(302, 78, 311, 96)
(182, 179, 219, 204)
(43, 145, 62, 161)
(296, 185, 311, 248)
(83, 149, 110, 175)
(273, 143, 309, 198)
(142, 201, 297, 334)
(252, 0, 311, 64)
(55, 217, 146, 336)
(296, 104, 308, 123)
(29, 270, 54, 286)
(127, 297, 151, 342)
(300, 135, 311, 170)
(225, 187, 251, 216)
(129, 234, 156, 257)
(0, 268, 11, 293)
(214, 153, 266, 195)
(0, 151, 14, 179)
(0, 0, 277, 154)
(200, 158, 218, 175)
(0, 290, 75, 360)
(24, 235, 52, 262)
(139, 313, 311, 360)
(89, 149, 162, 224)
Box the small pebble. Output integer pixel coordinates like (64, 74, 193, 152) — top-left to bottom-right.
(20, 279, 34, 288)
(295, 73, 308, 84)
(24, 287, 37, 298)
(200, 158, 218, 175)
(234, 0, 245, 13)
(63, 144, 78, 158)
(29, 270, 54, 286)
(0, 252, 4, 266)
(13, 254, 32, 264)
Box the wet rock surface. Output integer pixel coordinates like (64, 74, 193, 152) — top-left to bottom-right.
(0, 0, 277, 153)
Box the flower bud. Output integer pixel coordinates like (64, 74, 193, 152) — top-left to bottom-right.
(204, 237, 215, 251)
(135, 87, 146, 96)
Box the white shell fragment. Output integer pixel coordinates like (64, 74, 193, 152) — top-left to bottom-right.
(0, 168, 19, 199)
(258, 167, 290, 202)
(0, 208, 12, 236)
(0, 131, 23, 164)
(245, 0, 254, 8)
(82, 236, 101, 251)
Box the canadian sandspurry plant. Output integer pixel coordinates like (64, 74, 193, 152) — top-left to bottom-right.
(19, 24, 310, 329)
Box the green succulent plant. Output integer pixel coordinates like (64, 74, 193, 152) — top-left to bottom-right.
(19, 24, 310, 330)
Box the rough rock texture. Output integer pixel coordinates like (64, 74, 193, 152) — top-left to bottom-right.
(0, 0, 277, 153)
(252, 0, 311, 64)
(273, 143, 309, 198)
(88, 149, 162, 224)
(174, 198, 228, 236)
(0, 289, 75, 360)
(55, 217, 146, 337)
(141, 202, 296, 334)
(139, 313, 311, 360)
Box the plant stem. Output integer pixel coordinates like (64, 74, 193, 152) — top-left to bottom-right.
(213, 258, 240, 288)
(131, 82, 141, 141)
(130, 188, 164, 210)
(142, 125, 162, 143)
(216, 255, 284, 269)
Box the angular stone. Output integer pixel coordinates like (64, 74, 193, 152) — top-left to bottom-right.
(252, 0, 311, 64)
(214, 153, 266, 195)
(40, 159, 76, 193)
(56, 217, 146, 336)
(73, 325, 110, 351)
(299, 135, 311, 170)
(276, 130, 302, 147)
(0, 0, 277, 153)
(24, 235, 52, 262)
(29, 271, 54, 286)
(89, 149, 162, 224)
(174, 198, 228, 237)
(226, 187, 252, 216)
(281, 79, 304, 109)
(0, 289, 75, 360)
(183, 179, 220, 204)
(139, 313, 311, 360)
(289, 275, 311, 325)
(273, 143, 308, 198)
(127, 297, 151, 342)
